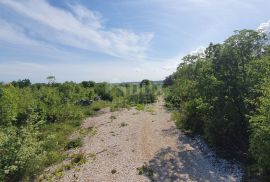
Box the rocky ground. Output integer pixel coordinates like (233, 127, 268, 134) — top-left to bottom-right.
(49, 99, 243, 182)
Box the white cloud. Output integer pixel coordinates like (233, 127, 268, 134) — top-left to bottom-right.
(162, 60, 179, 71)
(0, 19, 40, 46)
(0, 0, 154, 59)
(257, 20, 270, 33)
(190, 46, 206, 57)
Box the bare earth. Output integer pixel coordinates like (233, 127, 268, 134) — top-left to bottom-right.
(57, 99, 242, 182)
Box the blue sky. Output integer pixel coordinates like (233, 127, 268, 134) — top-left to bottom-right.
(0, 0, 269, 83)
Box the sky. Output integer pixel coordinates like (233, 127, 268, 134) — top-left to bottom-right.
(0, 0, 269, 83)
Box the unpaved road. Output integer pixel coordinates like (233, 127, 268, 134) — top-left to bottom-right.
(57, 99, 242, 182)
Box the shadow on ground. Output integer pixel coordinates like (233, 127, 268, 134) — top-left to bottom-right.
(142, 126, 242, 182)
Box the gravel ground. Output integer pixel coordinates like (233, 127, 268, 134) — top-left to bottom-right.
(54, 99, 243, 182)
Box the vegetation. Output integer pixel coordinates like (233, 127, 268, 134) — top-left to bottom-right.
(165, 29, 270, 179)
(65, 138, 83, 150)
(0, 79, 159, 181)
(137, 163, 154, 177)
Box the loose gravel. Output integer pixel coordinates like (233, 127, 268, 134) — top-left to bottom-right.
(55, 99, 243, 182)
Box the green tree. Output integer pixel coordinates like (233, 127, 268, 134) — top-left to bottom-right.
(249, 79, 270, 175)
(46, 75, 56, 85)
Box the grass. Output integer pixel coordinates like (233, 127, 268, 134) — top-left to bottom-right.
(38, 153, 89, 181)
(137, 163, 154, 177)
(79, 126, 97, 136)
(110, 99, 132, 112)
(91, 101, 106, 111)
(71, 153, 87, 165)
(37, 102, 106, 179)
(40, 120, 82, 165)
(135, 104, 145, 111)
(65, 137, 83, 150)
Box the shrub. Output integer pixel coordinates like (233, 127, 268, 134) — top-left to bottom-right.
(0, 114, 46, 181)
(0, 87, 18, 126)
(249, 80, 270, 174)
(91, 101, 105, 112)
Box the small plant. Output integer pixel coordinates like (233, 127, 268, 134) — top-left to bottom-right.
(137, 163, 154, 177)
(135, 104, 145, 111)
(71, 153, 87, 165)
(79, 126, 97, 136)
(120, 122, 128, 127)
(63, 164, 72, 170)
(52, 165, 65, 179)
(65, 138, 82, 150)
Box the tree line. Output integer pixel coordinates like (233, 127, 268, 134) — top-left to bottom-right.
(164, 29, 270, 180)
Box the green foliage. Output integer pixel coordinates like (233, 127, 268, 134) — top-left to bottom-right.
(165, 30, 270, 177)
(140, 79, 152, 87)
(0, 78, 159, 181)
(94, 83, 113, 101)
(91, 101, 105, 111)
(70, 153, 86, 165)
(137, 163, 154, 177)
(163, 75, 174, 87)
(249, 79, 270, 175)
(0, 86, 18, 126)
(65, 138, 83, 150)
(135, 104, 145, 111)
(81, 81, 95, 88)
(0, 113, 46, 181)
(11, 79, 31, 88)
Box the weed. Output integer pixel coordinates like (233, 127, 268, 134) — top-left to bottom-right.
(79, 126, 97, 136)
(135, 104, 145, 111)
(65, 138, 82, 150)
(71, 153, 87, 166)
(137, 163, 154, 177)
(63, 164, 72, 170)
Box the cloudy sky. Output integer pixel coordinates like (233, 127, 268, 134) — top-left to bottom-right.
(0, 0, 269, 83)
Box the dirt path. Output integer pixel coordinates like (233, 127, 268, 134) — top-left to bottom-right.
(57, 99, 242, 182)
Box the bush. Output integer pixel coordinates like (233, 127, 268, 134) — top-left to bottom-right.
(0, 79, 160, 181)
(249, 80, 270, 174)
(0, 114, 45, 181)
(91, 101, 105, 112)
(165, 30, 270, 178)
(0, 87, 18, 126)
